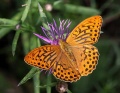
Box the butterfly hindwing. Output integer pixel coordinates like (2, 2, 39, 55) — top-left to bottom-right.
(52, 52, 81, 82)
(70, 45, 99, 76)
(80, 45, 99, 76)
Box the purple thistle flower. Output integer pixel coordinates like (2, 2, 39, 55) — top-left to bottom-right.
(33, 19, 71, 45)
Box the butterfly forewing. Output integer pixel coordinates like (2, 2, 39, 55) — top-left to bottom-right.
(66, 15, 102, 45)
(24, 45, 61, 70)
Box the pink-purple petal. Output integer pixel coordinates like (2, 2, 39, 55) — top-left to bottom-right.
(33, 19, 71, 45)
(33, 33, 51, 43)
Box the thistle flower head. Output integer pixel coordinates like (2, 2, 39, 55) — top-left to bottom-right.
(33, 19, 71, 45)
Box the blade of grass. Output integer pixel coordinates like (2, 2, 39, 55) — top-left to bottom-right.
(100, 0, 114, 12)
(90, 0, 97, 8)
(0, 28, 14, 39)
(112, 41, 120, 66)
(53, 1, 100, 15)
(12, 30, 21, 56)
(38, 3, 48, 28)
(38, 82, 56, 88)
(64, 4, 100, 15)
(21, 0, 31, 22)
(12, 0, 32, 56)
(0, 12, 21, 39)
(0, 18, 18, 26)
(18, 67, 40, 86)
(21, 32, 30, 54)
(67, 89, 72, 93)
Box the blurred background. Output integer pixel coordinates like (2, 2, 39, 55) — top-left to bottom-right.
(0, 0, 120, 93)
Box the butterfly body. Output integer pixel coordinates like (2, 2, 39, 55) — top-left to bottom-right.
(59, 39, 77, 65)
(24, 15, 102, 82)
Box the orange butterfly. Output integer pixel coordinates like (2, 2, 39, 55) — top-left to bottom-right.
(24, 15, 102, 82)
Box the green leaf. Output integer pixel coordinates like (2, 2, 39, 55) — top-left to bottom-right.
(100, 0, 114, 11)
(18, 67, 40, 86)
(0, 25, 16, 28)
(0, 28, 14, 39)
(0, 12, 22, 39)
(0, 18, 18, 39)
(38, 82, 57, 88)
(21, 0, 31, 22)
(30, 34, 38, 49)
(12, 30, 21, 56)
(67, 89, 72, 93)
(38, 3, 48, 28)
(0, 18, 18, 27)
(21, 32, 30, 54)
(53, 2, 101, 15)
(91, 0, 97, 8)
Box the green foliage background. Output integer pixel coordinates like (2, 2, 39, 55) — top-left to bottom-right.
(0, 0, 120, 93)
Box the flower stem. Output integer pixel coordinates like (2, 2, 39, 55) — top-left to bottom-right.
(33, 37, 41, 93)
(46, 75, 52, 93)
(33, 71, 40, 93)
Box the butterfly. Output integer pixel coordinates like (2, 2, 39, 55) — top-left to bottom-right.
(24, 15, 102, 82)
